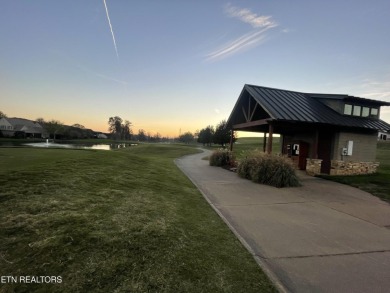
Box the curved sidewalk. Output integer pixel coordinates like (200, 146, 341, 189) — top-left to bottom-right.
(175, 149, 390, 293)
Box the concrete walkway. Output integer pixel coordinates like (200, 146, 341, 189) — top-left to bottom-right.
(175, 149, 390, 293)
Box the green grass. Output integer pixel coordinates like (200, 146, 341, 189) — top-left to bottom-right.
(318, 141, 390, 202)
(233, 137, 281, 159)
(232, 138, 390, 202)
(0, 144, 276, 293)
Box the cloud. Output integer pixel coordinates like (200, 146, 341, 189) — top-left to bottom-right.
(76, 64, 128, 85)
(205, 28, 269, 62)
(205, 4, 278, 62)
(224, 3, 277, 29)
(358, 79, 390, 101)
(215, 108, 220, 114)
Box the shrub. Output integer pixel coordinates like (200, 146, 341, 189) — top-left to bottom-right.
(209, 149, 235, 167)
(237, 151, 300, 188)
(237, 157, 257, 179)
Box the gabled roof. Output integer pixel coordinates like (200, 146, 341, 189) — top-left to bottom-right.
(227, 84, 390, 132)
(6, 118, 44, 134)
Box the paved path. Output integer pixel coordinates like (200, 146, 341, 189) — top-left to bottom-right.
(175, 149, 390, 293)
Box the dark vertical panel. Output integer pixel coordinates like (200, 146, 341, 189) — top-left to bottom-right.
(267, 124, 273, 154)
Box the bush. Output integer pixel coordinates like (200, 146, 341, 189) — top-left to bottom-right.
(209, 149, 235, 167)
(237, 157, 256, 179)
(237, 151, 300, 188)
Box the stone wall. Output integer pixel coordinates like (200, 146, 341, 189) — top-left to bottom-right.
(306, 159, 379, 176)
(306, 159, 322, 176)
(330, 160, 380, 175)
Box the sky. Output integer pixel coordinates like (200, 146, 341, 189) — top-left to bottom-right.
(1, 0, 390, 137)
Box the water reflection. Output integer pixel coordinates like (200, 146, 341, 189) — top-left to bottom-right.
(19, 142, 138, 150)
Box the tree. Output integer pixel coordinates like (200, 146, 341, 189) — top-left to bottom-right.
(72, 123, 85, 129)
(0, 111, 7, 118)
(108, 116, 132, 140)
(153, 132, 161, 142)
(108, 116, 123, 139)
(44, 120, 64, 140)
(197, 125, 214, 146)
(36, 117, 45, 125)
(179, 132, 194, 144)
(121, 120, 132, 140)
(138, 129, 147, 141)
(213, 120, 236, 147)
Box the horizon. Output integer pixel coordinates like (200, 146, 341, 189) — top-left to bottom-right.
(2, 1, 390, 137)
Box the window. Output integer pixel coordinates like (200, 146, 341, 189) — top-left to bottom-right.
(0, 125, 5, 129)
(344, 104, 379, 118)
(362, 107, 370, 117)
(353, 105, 361, 116)
(344, 104, 352, 115)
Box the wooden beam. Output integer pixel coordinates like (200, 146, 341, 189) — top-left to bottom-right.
(248, 97, 251, 122)
(249, 102, 258, 121)
(280, 134, 284, 154)
(229, 129, 234, 151)
(263, 132, 266, 152)
(313, 129, 319, 159)
(242, 106, 249, 122)
(232, 119, 270, 129)
(267, 124, 273, 154)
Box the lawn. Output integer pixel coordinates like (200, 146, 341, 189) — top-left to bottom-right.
(318, 141, 390, 202)
(0, 144, 276, 293)
(233, 137, 281, 159)
(202, 137, 281, 160)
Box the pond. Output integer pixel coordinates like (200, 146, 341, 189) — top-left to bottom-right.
(0, 140, 137, 151)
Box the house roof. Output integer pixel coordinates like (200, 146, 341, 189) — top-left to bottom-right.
(307, 93, 390, 106)
(227, 84, 390, 132)
(6, 118, 44, 134)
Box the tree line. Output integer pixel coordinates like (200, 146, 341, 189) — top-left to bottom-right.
(1, 111, 173, 142)
(178, 120, 236, 147)
(1, 110, 236, 145)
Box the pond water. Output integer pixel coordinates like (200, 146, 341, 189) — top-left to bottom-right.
(0, 141, 137, 150)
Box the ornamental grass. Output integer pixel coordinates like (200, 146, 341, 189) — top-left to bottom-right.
(237, 150, 301, 188)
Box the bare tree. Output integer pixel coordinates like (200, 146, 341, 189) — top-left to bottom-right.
(108, 116, 123, 140)
(138, 129, 147, 141)
(108, 116, 132, 140)
(121, 120, 132, 140)
(44, 120, 64, 141)
(72, 123, 85, 129)
(36, 117, 45, 124)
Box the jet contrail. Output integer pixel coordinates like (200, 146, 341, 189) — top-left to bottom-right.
(103, 0, 119, 59)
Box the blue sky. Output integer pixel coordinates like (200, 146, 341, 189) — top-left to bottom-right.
(1, 0, 390, 137)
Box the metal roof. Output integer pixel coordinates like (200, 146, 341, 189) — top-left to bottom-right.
(228, 84, 390, 132)
(308, 93, 390, 106)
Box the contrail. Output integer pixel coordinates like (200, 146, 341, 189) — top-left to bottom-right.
(103, 0, 119, 59)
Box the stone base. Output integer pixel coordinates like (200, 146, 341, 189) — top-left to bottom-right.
(330, 160, 380, 176)
(306, 159, 322, 176)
